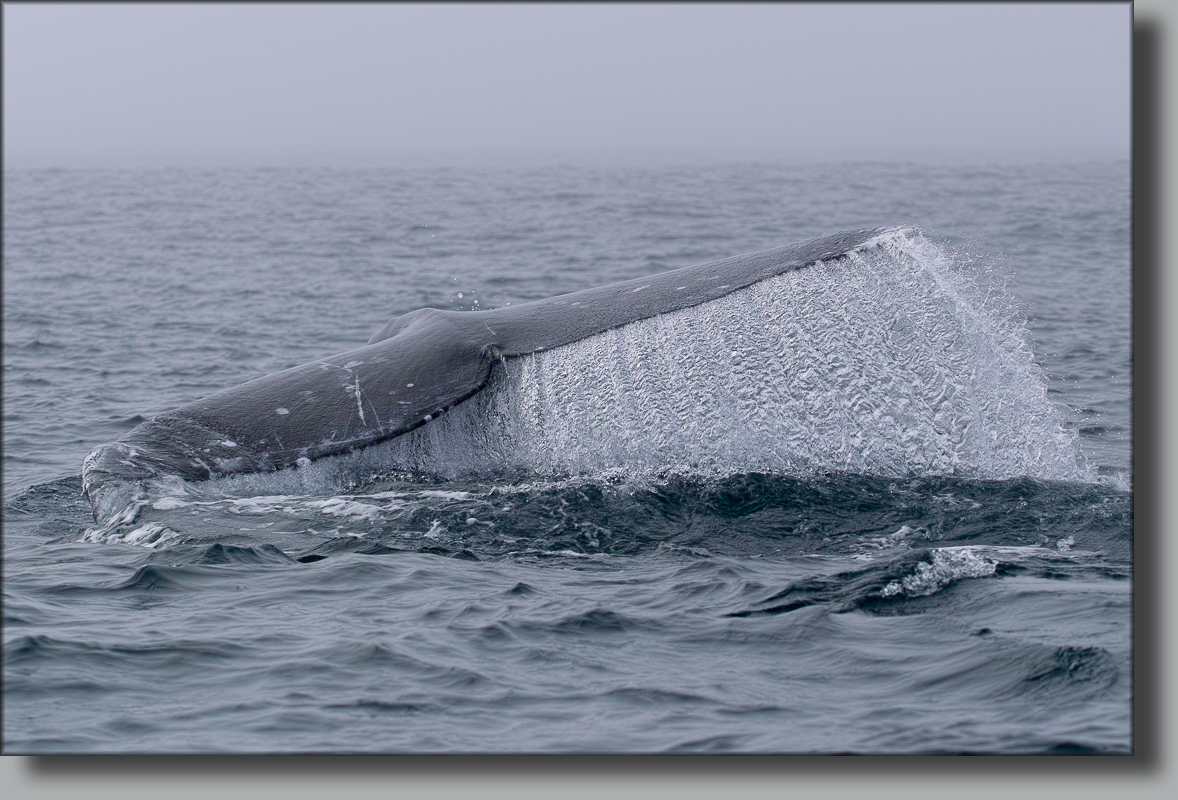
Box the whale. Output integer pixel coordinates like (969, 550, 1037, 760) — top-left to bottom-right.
(82, 228, 888, 521)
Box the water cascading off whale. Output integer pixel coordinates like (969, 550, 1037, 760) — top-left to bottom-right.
(81, 228, 889, 521)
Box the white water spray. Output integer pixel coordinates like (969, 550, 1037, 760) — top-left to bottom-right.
(349, 229, 1084, 483)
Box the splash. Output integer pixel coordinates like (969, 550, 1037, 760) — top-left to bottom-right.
(880, 547, 999, 598)
(346, 228, 1083, 484)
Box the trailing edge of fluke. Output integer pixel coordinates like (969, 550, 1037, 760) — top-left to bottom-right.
(82, 227, 890, 521)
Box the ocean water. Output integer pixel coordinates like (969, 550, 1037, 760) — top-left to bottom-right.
(3, 161, 1131, 753)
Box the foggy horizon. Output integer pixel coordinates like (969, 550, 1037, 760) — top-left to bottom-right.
(4, 3, 1130, 168)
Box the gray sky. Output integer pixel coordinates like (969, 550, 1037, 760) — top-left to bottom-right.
(3, 2, 1130, 167)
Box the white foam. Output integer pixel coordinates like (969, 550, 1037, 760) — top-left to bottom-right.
(418, 489, 478, 501)
(881, 547, 999, 598)
(83, 521, 180, 549)
(306, 497, 383, 520)
(152, 496, 194, 511)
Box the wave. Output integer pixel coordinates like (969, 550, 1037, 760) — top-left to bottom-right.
(54, 470, 1130, 564)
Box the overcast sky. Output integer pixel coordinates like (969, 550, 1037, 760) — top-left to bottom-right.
(3, 2, 1130, 167)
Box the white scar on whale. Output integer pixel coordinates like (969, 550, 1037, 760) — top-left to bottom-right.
(82, 228, 893, 521)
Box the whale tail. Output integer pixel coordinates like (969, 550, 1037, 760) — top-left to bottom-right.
(82, 228, 892, 521)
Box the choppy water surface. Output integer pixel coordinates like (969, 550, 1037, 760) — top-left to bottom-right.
(3, 161, 1131, 753)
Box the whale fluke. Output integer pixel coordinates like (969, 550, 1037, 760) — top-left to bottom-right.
(82, 228, 888, 521)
